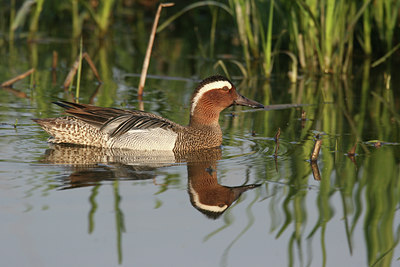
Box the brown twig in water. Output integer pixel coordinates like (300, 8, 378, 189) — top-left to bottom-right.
(301, 110, 306, 120)
(311, 161, 321, 180)
(310, 134, 322, 162)
(89, 83, 103, 104)
(63, 52, 102, 89)
(2, 87, 28, 98)
(347, 141, 358, 167)
(301, 110, 306, 128)
(347, 142, 357, 156)
(63, 58, 80, 89)
(374, 141, 382, 148)
(138, 2, 175, 96)
(274, 128, 281, 158)
(1, 68, 35, 87)
(83, 53, 101, 82)
(138, 94, 144, 111)
(52, 51, 58, 70)
(52, 51, 58, 86)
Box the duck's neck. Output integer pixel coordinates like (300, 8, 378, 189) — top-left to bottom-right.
(189, 110, 220, 129)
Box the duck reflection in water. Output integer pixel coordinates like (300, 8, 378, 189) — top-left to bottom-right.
(42, 144, 260, 219)
(187, 160, 260, 219)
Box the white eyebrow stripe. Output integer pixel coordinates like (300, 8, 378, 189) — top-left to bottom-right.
(191, 80, 232, 115)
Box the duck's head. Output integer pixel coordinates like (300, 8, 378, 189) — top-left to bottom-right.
(189, 76, 264, 126)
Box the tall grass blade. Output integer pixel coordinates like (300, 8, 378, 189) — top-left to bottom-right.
(157, 1, 232, 33)
(371, 42, 400, 68)
(28, 0, 44, 41)
(263, 0, 274, 77)
(11, 0, 35, 32)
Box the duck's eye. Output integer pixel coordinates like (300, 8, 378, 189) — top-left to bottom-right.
(222, 86, 230, 91)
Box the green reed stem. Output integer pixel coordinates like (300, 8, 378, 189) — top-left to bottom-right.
(371, 42, 400, 68)
(231, 0, 251, 74)
(9, 0, 16, 43)
(362, 0, 372, 54)
(71, 0, 80, 38)
(81, 0, 116, 37)
(263, 0, 274, 77)
(28, 0, 44, 41)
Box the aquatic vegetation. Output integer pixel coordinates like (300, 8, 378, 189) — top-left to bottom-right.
(2, 0, 400, 77)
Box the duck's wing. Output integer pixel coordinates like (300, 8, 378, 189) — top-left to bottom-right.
(54, 101, 130, 128)
(54, 101, 183, 137)
(101, 114, 179, 138)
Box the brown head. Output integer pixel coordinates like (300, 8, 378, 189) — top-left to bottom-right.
(189, 76, 264, 127)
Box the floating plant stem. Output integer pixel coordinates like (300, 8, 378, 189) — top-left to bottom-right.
(310, 134, 322, 162)
(1, 68, 35, 88)
(311, 161, 321, 181)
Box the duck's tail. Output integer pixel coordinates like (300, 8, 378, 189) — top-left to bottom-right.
(33, 117, 106, 147)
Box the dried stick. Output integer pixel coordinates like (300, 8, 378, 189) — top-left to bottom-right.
(1, 68, 35, 87)
(301, 110, 306, 128)
(347, 142, 357, 156)
(63, 57, 80, 89)
(310, 134, 322, 162)
(52, 51, 58, 70)
(63, 52, 101, 89)
(374, 141, 382, 148)
(301, 110, 306, 120)
(347, 141, 358, 167)
(138, 2, 175, 96)
(82, 53, 101, 82)
(311, 161, 321, 181)
(52, 51, 58, 86)
(2, 87, 28, 98)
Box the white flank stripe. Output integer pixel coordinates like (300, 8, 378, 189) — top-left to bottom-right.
(107, 128, 177, 150)
(191, 80, 232, 115)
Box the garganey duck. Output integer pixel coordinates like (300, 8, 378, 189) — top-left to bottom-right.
(33, 75, 264, 151)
